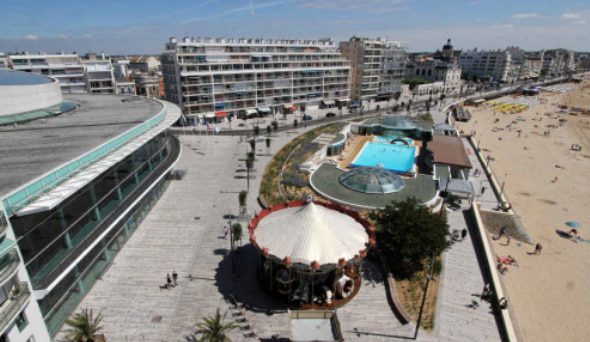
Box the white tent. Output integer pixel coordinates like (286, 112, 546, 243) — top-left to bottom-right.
(254, 202, 369, 265)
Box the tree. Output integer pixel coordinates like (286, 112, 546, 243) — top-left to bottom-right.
(195, 308, 237, 342)
(271, 120, 278, 130)
(63, 308, 104, 342)
(337, 102, 343, 117)
(370, 198, 450, 278)
(238, 190, 248, 218)
(393, 104, 399, 114)
(231, 223, 243, 247)
(253, 125, 260, 136)
(293, 119, 298, 127)
(407, 100, 412, 114)
(265, 137, 271, 155)
(376, 104, 381, 118)
(266, 125, 272, 136)
(249, 138, 256, 153)
(245, 153, 254, 190)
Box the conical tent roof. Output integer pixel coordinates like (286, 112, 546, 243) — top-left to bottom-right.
(254, 202, 369, 265)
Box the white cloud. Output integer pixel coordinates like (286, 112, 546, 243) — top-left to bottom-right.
(23, 34, 39, 40)
(300, 0, 406, 12)
(574, 20, 587, 25)
(490, 23, 514, 29)
(512, 13, 539, 19)
(562, 13, 580, 19)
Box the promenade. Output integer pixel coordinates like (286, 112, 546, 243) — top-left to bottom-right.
(61, 117, 504, 340)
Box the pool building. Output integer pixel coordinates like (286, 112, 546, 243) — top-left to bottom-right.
(0, 70, 181, 340)
(310, 116, 474, 209)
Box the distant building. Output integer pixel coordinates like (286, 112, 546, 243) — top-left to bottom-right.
(8, 53, 86, 93)
(129, 56, 160, 74)
(405, 39, 462, 94)
(162, 36, 350, 118)
(114, 80, 136, 95)
(339, 37, 406, 100)
(82, 59, 116, 94)
(541, 49, 576, 77)
(135, 74, 162, 97)
(0, 54, 7, 69)
(459, 49, 512, 82)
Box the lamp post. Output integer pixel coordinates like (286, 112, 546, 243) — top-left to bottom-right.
(228, 219, 235, 274)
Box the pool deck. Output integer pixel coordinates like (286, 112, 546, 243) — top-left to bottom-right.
(310, 163, 437, 209)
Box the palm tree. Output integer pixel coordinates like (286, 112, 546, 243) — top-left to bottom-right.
(195, 308, 237, 342)
(249, 138, 256, 153)
(63, 308, 104, 342)
(265, 137, 271, 155)
(232, 223, 243, 248)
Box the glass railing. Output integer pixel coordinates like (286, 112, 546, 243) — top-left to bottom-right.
(0, 282, 31, 333)
(0, 249, 20, 286)
(2, 105, 167, 216)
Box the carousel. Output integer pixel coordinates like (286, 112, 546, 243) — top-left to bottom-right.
(248, 199, 376, 309)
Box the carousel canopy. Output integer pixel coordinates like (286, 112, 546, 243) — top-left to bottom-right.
(254, 202, 369, 265)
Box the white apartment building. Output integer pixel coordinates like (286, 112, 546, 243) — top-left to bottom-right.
(406, 60, 462, 94)
(339, 37, 406, 100)
(162, 37, 350, 118)
(459, 49, 512, 83)
(8, 53, 86, 93)
(0, 54, 7, 69)
(82, 60, 116, 94)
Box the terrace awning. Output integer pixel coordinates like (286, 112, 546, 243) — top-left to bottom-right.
(257, 107, 271, 113)
(246, 109, 258, 115)
(439, 178, 474, 198)
(204, 112, 216, 119)
(215, 111, 228, 118)
(322, 100, 335, 106)
(428, 135, 472, 169)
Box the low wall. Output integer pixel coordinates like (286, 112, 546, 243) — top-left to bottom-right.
(0, 78, 62, 116)
(471, 204, 519, 342)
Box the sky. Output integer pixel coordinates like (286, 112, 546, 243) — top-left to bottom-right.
(1, 0, 589, 55)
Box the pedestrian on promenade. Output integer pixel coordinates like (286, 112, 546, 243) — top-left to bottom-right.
(223, 225, 228, 239)
(172, 270, 178, 286)
(534, 243, 543, 255)
(481, 186, 487, 196)
(166, 274, 172, 288)
(481, 283, 492, 302)
(461, 228, 468, 241)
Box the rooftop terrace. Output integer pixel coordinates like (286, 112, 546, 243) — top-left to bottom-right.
(0, 95, 162, 197)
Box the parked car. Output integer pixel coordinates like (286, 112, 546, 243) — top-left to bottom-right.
(302, 115, 313, 121)
(325, 112, 336, 118)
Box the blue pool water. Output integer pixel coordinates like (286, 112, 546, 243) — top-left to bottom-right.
(373, 136, 414, 145)
(351, 142, 416, 174)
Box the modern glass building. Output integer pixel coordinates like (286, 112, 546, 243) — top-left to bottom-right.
(0, 70, 181, 340)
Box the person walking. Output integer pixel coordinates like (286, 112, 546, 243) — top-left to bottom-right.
(223, 225, 228, 239)
(533, 243, 543, 255)
(166, 274, 172, 289)
(172, 270, 178, 286)
(461, 228, 468, 241)
(481, 185, 487, 196)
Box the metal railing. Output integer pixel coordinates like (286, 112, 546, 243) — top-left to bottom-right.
(0, 282, 31, 334)
(0, 249, 20, 286)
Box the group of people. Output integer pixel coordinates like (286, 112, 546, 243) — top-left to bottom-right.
(165, 270, 179, 289)
(493, 226, 543, 275)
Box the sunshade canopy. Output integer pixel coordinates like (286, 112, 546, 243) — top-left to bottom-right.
(250, 201, 372, 265)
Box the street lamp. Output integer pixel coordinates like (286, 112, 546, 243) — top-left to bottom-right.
(414, 251, 436, 339)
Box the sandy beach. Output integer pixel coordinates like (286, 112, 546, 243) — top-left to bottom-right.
(456, 79, 590, 341)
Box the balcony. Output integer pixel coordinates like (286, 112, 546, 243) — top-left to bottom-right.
(0, 282, 31, 334)
(0, 246, 20, 286)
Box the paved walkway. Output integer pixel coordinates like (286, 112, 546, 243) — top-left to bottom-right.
(60, 124, 503, 341)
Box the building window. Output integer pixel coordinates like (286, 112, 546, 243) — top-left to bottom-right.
(16, 311, 28, 331)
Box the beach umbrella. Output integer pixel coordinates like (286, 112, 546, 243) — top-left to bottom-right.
(566, 221, 580, 228)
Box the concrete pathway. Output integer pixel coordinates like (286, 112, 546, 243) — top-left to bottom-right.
(60, 124, 503, 341)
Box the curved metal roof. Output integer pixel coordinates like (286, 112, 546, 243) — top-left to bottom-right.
(0, 69, 52, 86)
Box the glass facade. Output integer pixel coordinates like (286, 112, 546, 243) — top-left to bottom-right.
(8, 132, 179, 337)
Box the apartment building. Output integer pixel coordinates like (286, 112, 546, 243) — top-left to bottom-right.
(82, 59, 116, 94)
(162, 37, 350, 118)
(339, 37, 406, 100)
(0, 54, 7, 69)
(541, 49, 576, 77)
(8, 53, 86, 93)
(459, 49, 512, 82)
(0, 69, 181, 338)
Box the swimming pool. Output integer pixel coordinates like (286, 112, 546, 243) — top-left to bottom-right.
(373, 136, 414, 145)
(351, 142, 416, 174)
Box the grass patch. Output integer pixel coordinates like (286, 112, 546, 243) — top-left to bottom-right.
(259, 123, 346, 205)
(392, 257, 442, 330)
